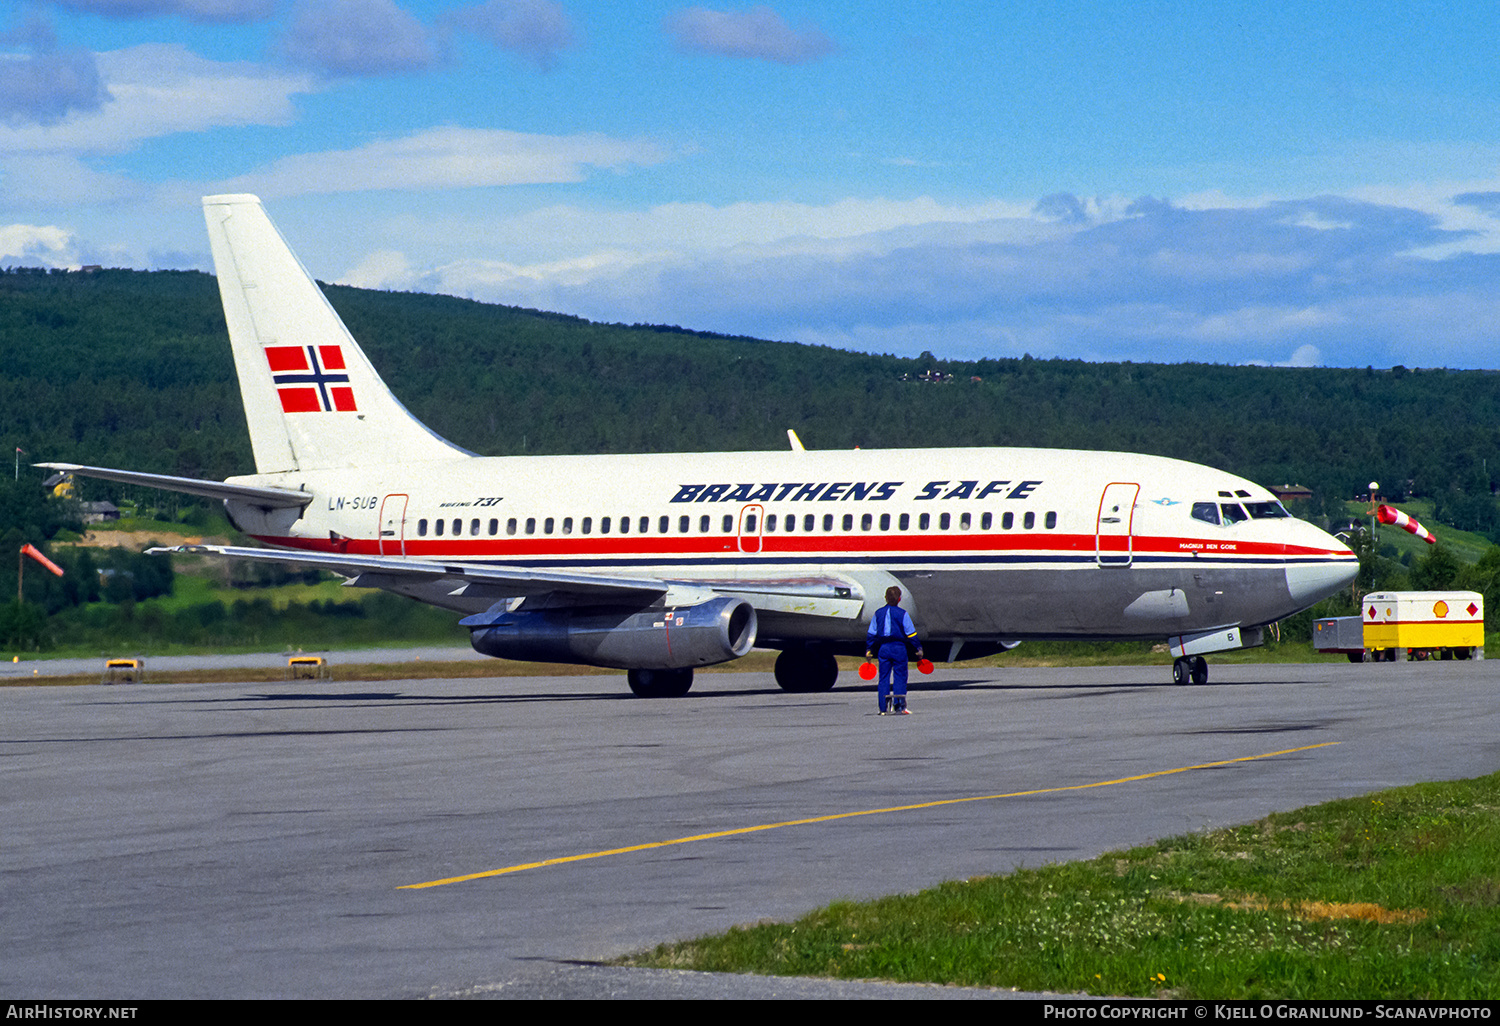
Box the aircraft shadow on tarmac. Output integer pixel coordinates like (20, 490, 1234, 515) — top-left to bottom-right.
(178, 672, 1297, 709)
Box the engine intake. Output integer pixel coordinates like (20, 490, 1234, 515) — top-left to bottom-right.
(463, 596, 758, 670)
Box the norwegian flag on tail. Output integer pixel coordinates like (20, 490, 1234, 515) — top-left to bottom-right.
(265, 345, 357, 413)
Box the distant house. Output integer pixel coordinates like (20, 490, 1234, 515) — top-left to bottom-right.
(1269, 484, 1314, 503)
(80, 501, 121, 523)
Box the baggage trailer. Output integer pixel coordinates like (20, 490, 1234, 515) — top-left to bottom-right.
(1313, 615, 1369, 662)
(1362, 590, 1484, 661)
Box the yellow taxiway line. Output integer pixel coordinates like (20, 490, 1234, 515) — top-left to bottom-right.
(399, 741, 1339, 890)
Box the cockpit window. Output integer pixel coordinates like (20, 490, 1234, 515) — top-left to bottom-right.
(1220, 503, 1248, 524)
(1245, 501, 1290, 519)
(1191, 502, 1220, 525)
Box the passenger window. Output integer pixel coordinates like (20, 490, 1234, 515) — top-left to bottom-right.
(468, 518, 478, 536)
(544, 517, 554, 535)
(620, 516, 630, 534)
(722, 515, 733, 532)
(1191, 502, 1220, 525)
(525, 518, 536, 535)
(746, 514, 758, 532)
(899, 513, 910, 531)
(563, 517, 573, 535)
(680, 515, 690, 533)
(880, 513, 890, 531)
(861, 513, 873, 531)
(784, 514, 794, 532)
(1024, 511, 1035, 529)
(418, 518, 428, 536)
(980, 512, 992, 530)
(488, 519, 498, 536)
(1045, 511, 1057, 529)
(842, 514, 853, 531)
(919, 513, 930, 530)
(507, 518, 517, 536)
(601, 517, 611, 534)
(699, 515, 710, 533)
(822, 514, 833, 531)
(1002, 512, 1013, 530)
(659, 516, 669, 533)
(582, 517, 592, 534)
(960, 512, 971, 530)
(435, 519, 444, 537)
(639, 516, 649, 533)
(939, 513, 951, 530)
(767, 514, 777, 531)
(452, 519, 462, 536)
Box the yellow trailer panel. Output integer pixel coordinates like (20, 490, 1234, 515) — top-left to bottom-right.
(1362, 591, 1484, 657)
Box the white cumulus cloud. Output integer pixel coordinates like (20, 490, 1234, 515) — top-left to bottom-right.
(448, 0, 575, 70)
(278, 0, 440, 76)
(0, 222, 78, 266)
(209, 125, 671, 198)
(45, 0, 278, 21)
(665, 6, 835, 65)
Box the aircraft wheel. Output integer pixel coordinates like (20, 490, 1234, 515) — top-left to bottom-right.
(1190, 656, 1209, 685)
(774, 648, 838, 692)
(626, 667, 693, 698)
(1172, 657, 1190, 686)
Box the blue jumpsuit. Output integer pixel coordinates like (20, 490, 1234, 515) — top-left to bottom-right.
(867, 603, 921, 713)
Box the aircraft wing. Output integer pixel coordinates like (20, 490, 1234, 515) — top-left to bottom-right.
(149, 544, 673, 601)
(37, 463, 311, 509)
(148, 544, 866, 618)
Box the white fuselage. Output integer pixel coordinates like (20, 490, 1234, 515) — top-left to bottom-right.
(226, 445, 1357, 648)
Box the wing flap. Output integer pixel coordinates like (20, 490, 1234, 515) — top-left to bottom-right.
(150, 544, 671, 599)
(692, 577, 867, 619)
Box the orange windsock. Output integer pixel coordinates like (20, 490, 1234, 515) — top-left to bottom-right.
(20, 543, 64, 576)
(1375, 504, 1435, 545)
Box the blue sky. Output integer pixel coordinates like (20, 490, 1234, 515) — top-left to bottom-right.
(5, 1, 1500, 369)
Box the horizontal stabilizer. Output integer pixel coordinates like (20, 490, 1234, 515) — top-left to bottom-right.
(37, 463, 312, 509)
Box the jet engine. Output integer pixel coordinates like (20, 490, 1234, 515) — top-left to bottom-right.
(463, 596, 758, 670)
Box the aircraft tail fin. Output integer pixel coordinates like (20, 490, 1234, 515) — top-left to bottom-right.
(202, 194, 470, 474)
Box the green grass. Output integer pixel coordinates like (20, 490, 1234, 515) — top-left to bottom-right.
(150, 571, 356, 613)
(619, 772, 1500, 998)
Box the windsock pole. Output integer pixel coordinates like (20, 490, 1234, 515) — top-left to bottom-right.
(1374, 504, 1436, 544)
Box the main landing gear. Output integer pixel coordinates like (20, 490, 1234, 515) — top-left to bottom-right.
(626, 667, 694, 698)
(1172, 656, 1209, 686)
(773, 647, 839, 693)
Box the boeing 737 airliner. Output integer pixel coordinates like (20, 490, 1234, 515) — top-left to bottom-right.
(43, 195, 1359, 696)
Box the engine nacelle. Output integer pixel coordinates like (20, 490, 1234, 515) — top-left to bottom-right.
(463, 596, 758, 670)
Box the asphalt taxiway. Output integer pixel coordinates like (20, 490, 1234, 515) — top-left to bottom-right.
(2, 660, 1497, 998)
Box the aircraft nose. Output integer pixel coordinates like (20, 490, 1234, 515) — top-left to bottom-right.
(1284, 527, 1358, 607)
(1286, 559, 1358, 606)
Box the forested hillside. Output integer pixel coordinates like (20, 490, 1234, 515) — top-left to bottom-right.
(5, 265, 1500, 652)
(3, 265, 1499, 531)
